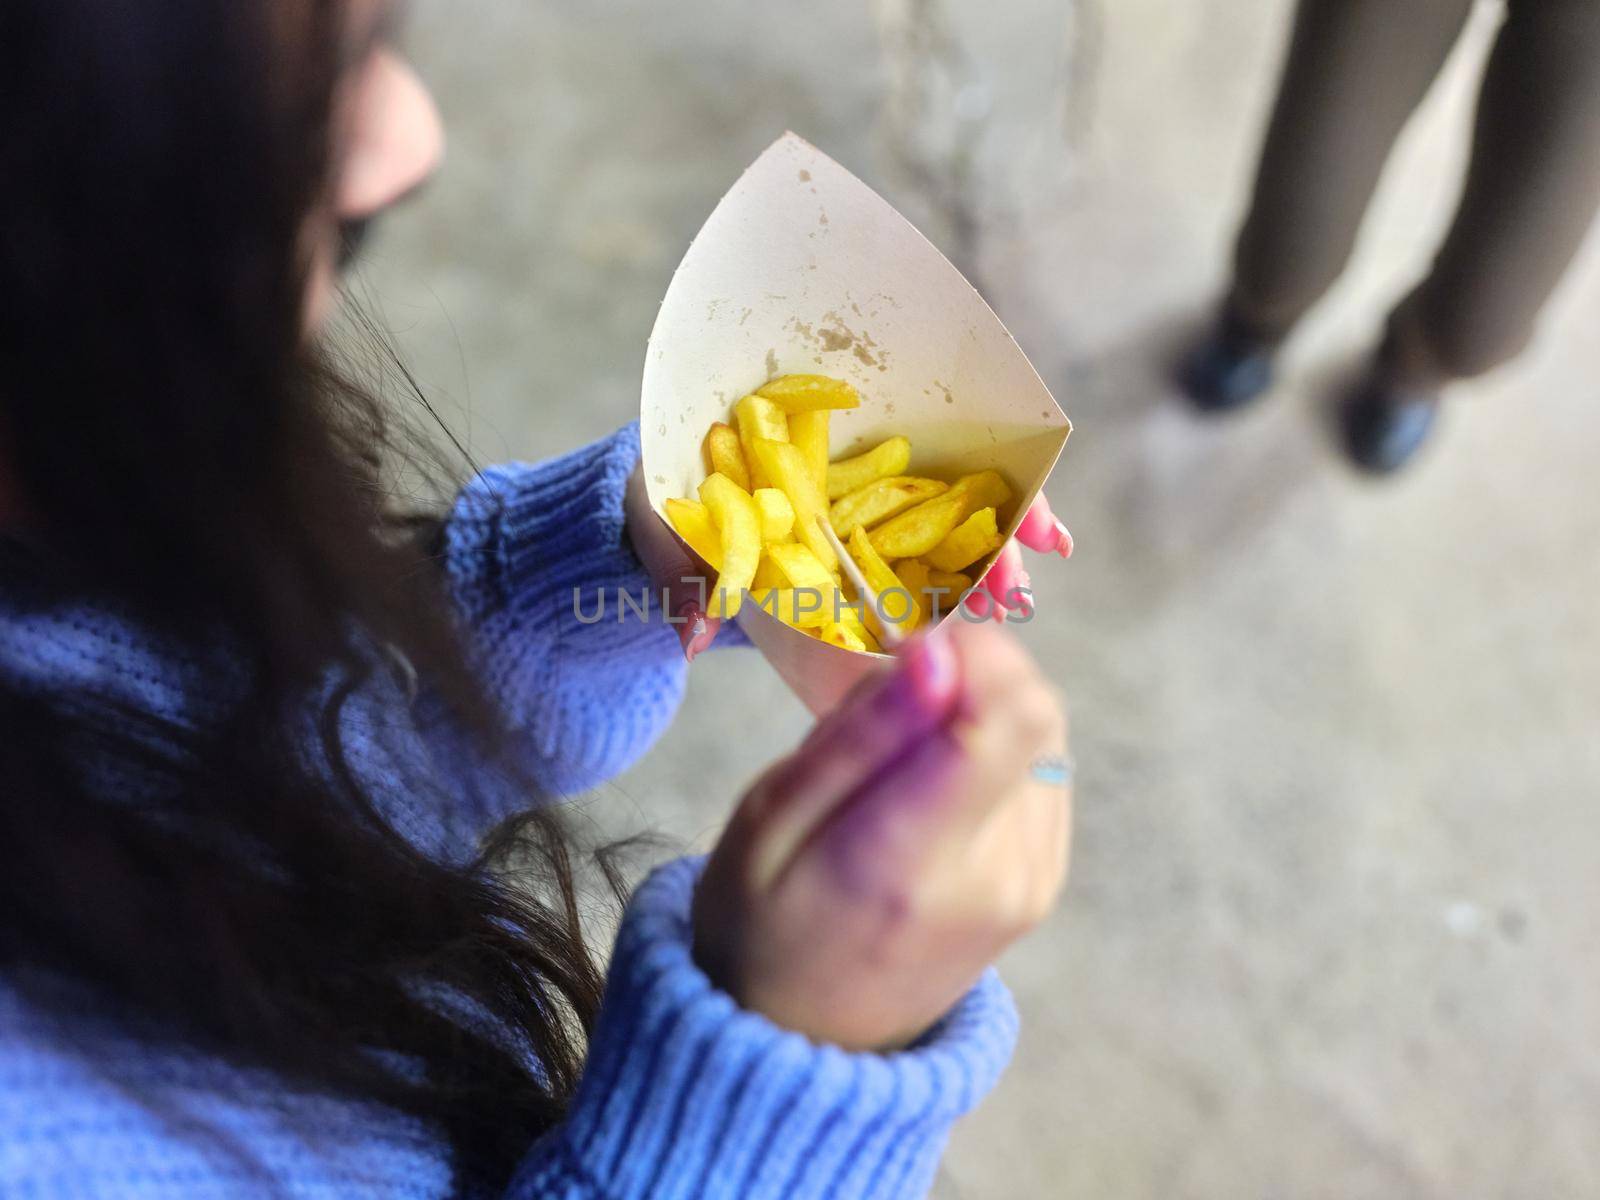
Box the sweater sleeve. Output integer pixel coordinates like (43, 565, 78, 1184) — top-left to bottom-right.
(508, 857, 1018, 1199)
(441, 423, 692, 798)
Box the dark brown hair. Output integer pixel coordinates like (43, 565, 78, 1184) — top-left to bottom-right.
(0, 0, 608, 1187)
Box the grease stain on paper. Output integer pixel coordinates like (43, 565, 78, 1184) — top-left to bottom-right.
(786, 312, 891, 372)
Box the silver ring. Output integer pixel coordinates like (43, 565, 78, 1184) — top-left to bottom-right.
(1030, 754, 1075, 788)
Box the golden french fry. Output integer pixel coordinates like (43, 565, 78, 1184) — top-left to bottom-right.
(765, 540, 837, 594)
(749, 438, 837, 572)
(947, 469, 1012, 511)
(820, 620, 867, 653)
(829, 475, 948, 537)
(847, 525, 925, 634)
(752, 487, 795, 544)
(750, 552, 788, 593)
(697, 473, 761, 619)
(866, 491, 967, 559)
(749, 587, 832, 628)
(926, 506, 1002, 572)
(704, 422, 750, 492)
(664, 498, 723, 571)
(821, 606, 883, 654)
(895, 558, 935, 617)
(756, 373, 861, 412)
(924, 567, 974, 599)
(735, 394, 789, 489)
(788, 410, 830, 497)
(826, 436, 912, 500)
(765, 541, 861, 633)
(867, 470, 1013, 559)
(843, 608, 883, 654)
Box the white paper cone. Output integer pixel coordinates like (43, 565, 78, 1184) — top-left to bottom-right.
(641, 133, 1071, 715)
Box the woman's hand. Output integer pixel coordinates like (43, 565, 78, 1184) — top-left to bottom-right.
(691, 620, 1072, 1051)
(624, 465, 724, 659)
(626, 463, 1075, 660)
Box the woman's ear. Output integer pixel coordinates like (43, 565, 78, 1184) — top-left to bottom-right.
(336, 50, 444, 221)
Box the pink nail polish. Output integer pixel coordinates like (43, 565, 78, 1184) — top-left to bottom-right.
(684, 617, 712, 662)
(1054, 520, 1074, 559)
(906, 634, 956, 704)
(677, 602, 709, 661)
(1015, 573, 1035, 617)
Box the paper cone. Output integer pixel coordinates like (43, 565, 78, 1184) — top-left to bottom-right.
(641, 133, 1071, 714)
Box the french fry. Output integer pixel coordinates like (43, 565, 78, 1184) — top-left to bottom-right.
(866, 490, 968, 559)
(820, 621, 867, 653)
(820, 605, 882, 654)
(826, 435, 912, 500)
(750, 587, 832, 628)
(841, 608, 884, 654)
(765, 540, 838, 595)
(788, 410, 830, 497)
(895, 558, 936, 616)
(926, 506, 1003, 572)
(749, 438, 837, 572)
(867, 470, 1012, 559)
(664, 498, 722, 571)
(750, 551, 788, 593)
(947, 469, 1012, 512)
(829, 475, 947, 537)
(752, 487, 795, 544)
(847, 525, 925, 635)
(764, 540, 870, 645)
(703, 422, 750, 492)
(756, 373, 861, 413)
(925, 566, 974, 599)
(735, 394, 789, 489)
(697, 472, 761, 619)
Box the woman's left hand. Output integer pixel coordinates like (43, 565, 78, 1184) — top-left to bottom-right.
(624, 465, 726, 659)
(625, 465, 1073, 661)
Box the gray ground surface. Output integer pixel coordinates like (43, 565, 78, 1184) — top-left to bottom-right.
(361, 2, 1600, 1195)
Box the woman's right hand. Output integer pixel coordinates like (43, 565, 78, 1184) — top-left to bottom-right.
(691, 621, 1072, 1051)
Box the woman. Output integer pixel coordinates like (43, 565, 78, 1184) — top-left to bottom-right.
(0, 1, 1075, 1196)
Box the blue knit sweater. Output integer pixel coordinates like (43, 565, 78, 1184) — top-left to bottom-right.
(0, 423, 1017, 1198)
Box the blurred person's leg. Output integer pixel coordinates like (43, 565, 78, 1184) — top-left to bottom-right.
(1345, 0, 1600, 471)
(1386, 0, 1600, 382)
(1185, 0, 1473, 411)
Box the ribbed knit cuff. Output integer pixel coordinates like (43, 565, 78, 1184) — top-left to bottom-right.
(521, 856, 1018, 1199)
(445, 422, 666, 669)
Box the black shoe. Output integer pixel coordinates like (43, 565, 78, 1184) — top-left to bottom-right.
(1179, 310, 1278, 413)
(1338, 373, 1440, 474)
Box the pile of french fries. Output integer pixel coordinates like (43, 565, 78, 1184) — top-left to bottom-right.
(664, 374, 1013, 655)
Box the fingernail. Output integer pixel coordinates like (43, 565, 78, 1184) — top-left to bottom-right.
(1014, 571, 1035, 617)
(906, 634, 957, 705)
(685, 617, 714, 662)
(676, 602, 712, 662)
(1054, 520, 1074, 559)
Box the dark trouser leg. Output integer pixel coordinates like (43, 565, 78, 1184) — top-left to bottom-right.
(1386, 0, 1600, 385)
(1229, 0, 1474, 341)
